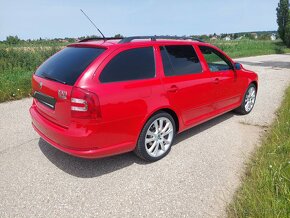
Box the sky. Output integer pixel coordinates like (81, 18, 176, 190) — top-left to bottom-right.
(0, 0, 280, 40)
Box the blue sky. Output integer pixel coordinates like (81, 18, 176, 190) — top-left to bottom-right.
(0, 0, 279, 40)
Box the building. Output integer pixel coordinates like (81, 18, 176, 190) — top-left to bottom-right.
(270, 34, 277, 41)
(223, 36, 231, 41)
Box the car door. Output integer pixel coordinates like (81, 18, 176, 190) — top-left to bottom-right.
(158, 44, 214, 127)
(198, 45, 241, 111)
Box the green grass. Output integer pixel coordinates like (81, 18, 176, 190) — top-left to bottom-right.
(227, 86, 290, 218)
(0, 39, 290, 102)
(0, 68, 33, 101)
(0, 45, 63, 102)
(212, 40, 290, 58)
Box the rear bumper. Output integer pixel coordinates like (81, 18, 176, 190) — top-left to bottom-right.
(30, 106, 133, 158)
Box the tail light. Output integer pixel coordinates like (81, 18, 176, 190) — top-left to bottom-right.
(70, 87, 101, 119)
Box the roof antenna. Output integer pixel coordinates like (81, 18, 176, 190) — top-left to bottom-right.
(80, 9, 105, 39)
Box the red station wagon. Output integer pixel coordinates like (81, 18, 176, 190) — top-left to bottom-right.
(30, 36, 258, 161)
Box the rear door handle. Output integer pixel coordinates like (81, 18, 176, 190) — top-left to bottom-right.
(168, 85, 179, 93)
(213, 78, 219, 84)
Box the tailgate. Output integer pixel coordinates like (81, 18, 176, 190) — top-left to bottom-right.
(32, 75, 73, 127)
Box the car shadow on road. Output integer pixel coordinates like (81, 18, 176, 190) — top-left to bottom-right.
(39, 139, 145, 178)
(39, 112, 234, 178)
(173, 112, 234, 145)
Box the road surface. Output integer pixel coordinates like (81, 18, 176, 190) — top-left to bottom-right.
(0, 54, 290, 217)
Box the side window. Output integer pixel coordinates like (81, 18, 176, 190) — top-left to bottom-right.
(99, 47, 155, 83)
(199, 46, 233, 72)
(160, 45, 202, 76)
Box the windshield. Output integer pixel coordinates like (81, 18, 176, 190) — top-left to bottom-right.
(35, 47, 105, 85)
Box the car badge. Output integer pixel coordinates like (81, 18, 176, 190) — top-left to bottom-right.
(39, 82, 42, 89)
(58, 90, 67, 99)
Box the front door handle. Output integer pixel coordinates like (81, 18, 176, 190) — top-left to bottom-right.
(213, 78, 219, 84)
(168, 85, 179, 93)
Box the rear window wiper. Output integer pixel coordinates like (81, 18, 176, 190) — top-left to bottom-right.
(42, 73, 67, 84)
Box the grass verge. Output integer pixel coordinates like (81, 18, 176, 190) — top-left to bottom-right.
(227, 86, 290, 218)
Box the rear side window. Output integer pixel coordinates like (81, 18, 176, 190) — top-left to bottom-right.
(35, 47, 105, 85)
(160, 45, 202, 76)
(99, 47, 155, 83)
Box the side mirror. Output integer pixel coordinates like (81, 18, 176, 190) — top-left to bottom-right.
(234, 63, 242, 70)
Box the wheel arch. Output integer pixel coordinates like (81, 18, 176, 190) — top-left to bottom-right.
(142, 107, 181, 134)
(251, 80, 258, 91)
(158, 108, 180, 133)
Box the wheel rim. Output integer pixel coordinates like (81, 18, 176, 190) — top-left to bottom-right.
(245, 87, 256, 112)
(145, 117, 174, 158)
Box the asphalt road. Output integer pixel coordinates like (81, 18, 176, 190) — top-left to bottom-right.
(1, 54, 290, 217)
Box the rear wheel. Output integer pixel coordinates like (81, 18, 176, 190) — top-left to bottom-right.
(134, 112, 176, 162)
(235, 83, 257, 115)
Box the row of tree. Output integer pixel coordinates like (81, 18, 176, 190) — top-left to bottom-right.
(194, 32, 276, 41)
(277, 0, 290, 47)
(1, 35, 126, 45)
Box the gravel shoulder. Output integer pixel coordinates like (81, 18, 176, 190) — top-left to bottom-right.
(0, 54, 290, 217)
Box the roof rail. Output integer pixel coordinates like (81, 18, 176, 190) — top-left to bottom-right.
(79, 37, 124, 42)
(118, 36, 204, 43)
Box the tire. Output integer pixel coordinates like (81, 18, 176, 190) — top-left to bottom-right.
(235, 83, 257, 115)
(134, 112, 176, 162)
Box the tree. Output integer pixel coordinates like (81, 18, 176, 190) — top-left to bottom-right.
(276, 0, 289, 42)
(199, 35, 210, 41)
(245, 33, 255, 40)
(259, 33, 271, 40)
(114, 34, 123, 38)
(285, 12, 290, 46)
(220, 33, 227, 38)
(6, 35, 21, 44)
(233, 33, 239, 39)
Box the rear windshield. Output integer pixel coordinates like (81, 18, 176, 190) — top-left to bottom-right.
(35, 47, 105, 85)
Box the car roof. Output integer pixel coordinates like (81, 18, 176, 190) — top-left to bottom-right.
(68, 37, 209, 49)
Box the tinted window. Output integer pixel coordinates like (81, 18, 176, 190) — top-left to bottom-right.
(35, 47, 105, 85)
(199, 46, 232, 72)
(99, 47, 155, 83)
(160, 47, 174, 76)
(160, 45, 202, 76)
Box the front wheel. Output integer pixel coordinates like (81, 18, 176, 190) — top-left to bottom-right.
(134, 112, 176, 162)
(235, 83, 257, 115)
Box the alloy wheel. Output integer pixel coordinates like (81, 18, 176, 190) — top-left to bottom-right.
(245, 86, 256, 112)
(145, 117, 174, 157)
